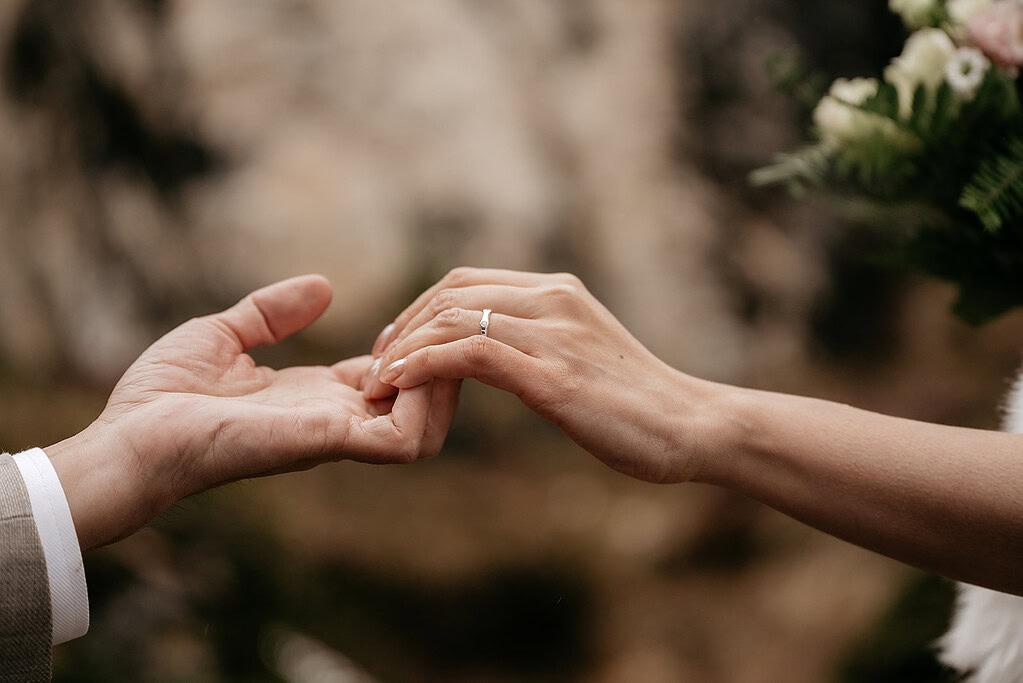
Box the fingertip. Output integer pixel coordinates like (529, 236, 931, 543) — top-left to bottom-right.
(363, 376, 400, 401)
(259, 274, 332, 313)
(380, 358, 407, 384)
(303, 272, 332, 291)
(219, 274, 334, 350)
(282, 273, 333, 306)
(309, 275, 334, 311)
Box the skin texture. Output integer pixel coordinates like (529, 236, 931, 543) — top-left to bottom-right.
(46, 275, 459, 551)
(363, 268, 712, 484)
(365, 267, 1023, 595)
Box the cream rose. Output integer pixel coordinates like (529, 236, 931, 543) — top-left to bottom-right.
(884, 29, 958, 117)
(889, 0, 940, 27)
(814, 78, 892, 144)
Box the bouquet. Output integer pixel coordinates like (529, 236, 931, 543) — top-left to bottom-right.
(755, 0, 1023, 324)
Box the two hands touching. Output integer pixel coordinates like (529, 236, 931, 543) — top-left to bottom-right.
(46, 274, 462, 550)
(362, 267, 719, 485)
(49, 268, 699, 552)
(46, 268, 1023, 598)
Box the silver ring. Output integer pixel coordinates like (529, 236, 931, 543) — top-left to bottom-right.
(480, 309, 492, 337)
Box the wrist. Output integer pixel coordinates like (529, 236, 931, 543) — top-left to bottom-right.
(637, 367, 734, 484)
(672, 375, 759, 487)
(690, 381, 798, 492)
(45, 419, 162, 550)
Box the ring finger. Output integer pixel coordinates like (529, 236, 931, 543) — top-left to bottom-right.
(369, 309, 536, 398)
(371, 269, 573, 357)
(364, 284, 542, 396)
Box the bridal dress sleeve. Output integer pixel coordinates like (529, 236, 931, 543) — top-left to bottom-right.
(940, 373, 1023, 683)
(1, 449, 89, 682)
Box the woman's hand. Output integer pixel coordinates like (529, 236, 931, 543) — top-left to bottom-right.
(363, 268, 721, 484)
(47, 275, 459, 549)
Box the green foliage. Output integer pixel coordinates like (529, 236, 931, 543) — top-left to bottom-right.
(749, 143, 832, 191)
(754, 55, 1023, 323)
(894, 222, 1023, 324)
(960, 136, 1023, 233)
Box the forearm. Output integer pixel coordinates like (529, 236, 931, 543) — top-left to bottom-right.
(696, 383, 1023, 594)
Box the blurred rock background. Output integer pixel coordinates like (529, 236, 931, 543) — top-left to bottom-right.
(1, 0, 1022, 681)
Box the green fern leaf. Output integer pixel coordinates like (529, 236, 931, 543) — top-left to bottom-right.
(749, 144, 833, 188)
(959, 137, 1023, 232)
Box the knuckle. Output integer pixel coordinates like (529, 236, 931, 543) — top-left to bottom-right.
(542, 359, 570, 389)
(432, 288, 461, 313)
(445, 266, 474, 286)
(419, 435, 442, 461)
(551, 283, 579, 297)
(435, 306, 464, 328)
(555, 272, 584, 287)
(397, 433, 423, 464)
(412, 344, 431, 370)
(542, 283, 580, 306)
(464, 334, 492, 364)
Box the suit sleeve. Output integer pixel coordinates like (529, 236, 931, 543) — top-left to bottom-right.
(0, 453, 54, 682)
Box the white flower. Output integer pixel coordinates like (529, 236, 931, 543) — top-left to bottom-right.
(830, 77, 880, 106)
(945, 47, 991, 99)
(947, 0, 994, 25)
(813, 78, 885, 143)
(884, 29, 958, 117)
(889, 0, 940, 27)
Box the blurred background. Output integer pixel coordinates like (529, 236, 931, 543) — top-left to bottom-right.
(1, 0, 1022, 681)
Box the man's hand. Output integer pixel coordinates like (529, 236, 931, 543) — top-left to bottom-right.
(45, 275, 459, 550)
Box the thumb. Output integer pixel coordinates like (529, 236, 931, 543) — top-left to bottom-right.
(211, 275, 333, 351)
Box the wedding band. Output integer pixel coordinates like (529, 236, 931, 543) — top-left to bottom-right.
(480, 309, 492, 337)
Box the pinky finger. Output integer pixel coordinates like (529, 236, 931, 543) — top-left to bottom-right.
(383, 336, 543, 399)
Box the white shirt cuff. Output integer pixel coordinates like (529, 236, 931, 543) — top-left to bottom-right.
(13, 448, 89, 645)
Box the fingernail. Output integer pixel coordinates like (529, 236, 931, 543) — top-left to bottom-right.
(370, 357, 382, 377)
(373, 323, 397, 356)
(380, 358, 406, 384)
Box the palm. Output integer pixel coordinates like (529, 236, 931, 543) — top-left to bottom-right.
(96, 276, 456, 499)
(118, 320, 382, 420)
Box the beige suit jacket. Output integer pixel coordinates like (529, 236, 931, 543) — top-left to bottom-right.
(0, 453, 52, 681)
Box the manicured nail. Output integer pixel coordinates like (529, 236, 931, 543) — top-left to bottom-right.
(380, 359, 407, 384)
(373, 323, 397, 356)
(370, 357, 382, 377)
